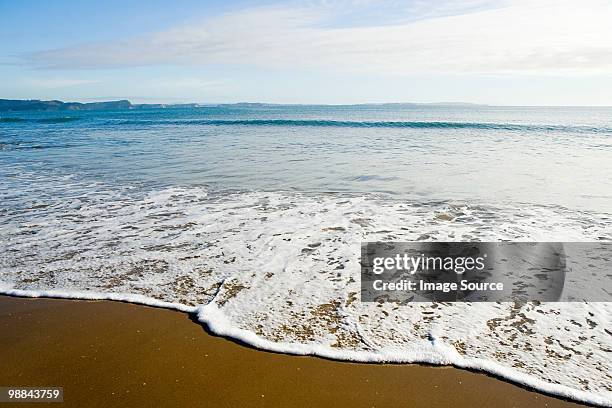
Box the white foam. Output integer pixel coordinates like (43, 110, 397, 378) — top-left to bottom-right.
(0, 283, 196, 313)
(198, 301, 611, 407)
(1, 170, 611, 406)
(0, 284, 608, 406)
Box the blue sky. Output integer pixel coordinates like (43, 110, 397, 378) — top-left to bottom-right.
(1, 0, 612, 105)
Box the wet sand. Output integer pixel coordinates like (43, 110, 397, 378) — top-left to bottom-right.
(0, 295, 589, 407)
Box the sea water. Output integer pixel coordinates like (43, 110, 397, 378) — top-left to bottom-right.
(1, 104, 611, 405)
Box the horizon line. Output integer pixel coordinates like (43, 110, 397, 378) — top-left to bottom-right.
(3, 97, 612, 109)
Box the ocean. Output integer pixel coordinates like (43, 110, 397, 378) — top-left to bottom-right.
(1, 104, 611, 405)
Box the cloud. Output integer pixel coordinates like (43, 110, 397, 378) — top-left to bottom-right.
(20, 78, 101, 88)
(23, 0, 612, 76)
(150, 78, 229, 90)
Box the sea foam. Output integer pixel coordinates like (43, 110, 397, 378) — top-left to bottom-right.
(1, 170, 611, 406)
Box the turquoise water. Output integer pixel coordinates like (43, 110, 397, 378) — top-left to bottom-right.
(2, 105, 612, 404)
(1, 104, 611, 211)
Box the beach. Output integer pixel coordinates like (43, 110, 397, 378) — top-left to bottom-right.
(1, 105, 611, 405)
(0, 295, 591, 407)
(3, 0, 612, 405)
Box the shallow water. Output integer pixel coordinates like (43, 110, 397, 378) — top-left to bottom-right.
(1, 104, 611, 210)
(1, 104, 611, 405)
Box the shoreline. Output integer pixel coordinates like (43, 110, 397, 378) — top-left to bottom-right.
(2, 282, 609, 406)
(0, 295, 595, 407)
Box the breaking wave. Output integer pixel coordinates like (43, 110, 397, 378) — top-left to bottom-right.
(1, 169, 610, 406)
(110, 118, 612, 133)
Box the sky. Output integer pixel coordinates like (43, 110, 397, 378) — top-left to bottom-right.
(1, 0, 612, 105)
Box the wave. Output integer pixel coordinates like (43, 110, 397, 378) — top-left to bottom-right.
(1, 171, 611, 406)
(115, 118, 612, 133)
(36, 117, 81, 124)
(0, 117, 81, 124)
(0, 141, 80, 151)
(1, 286, 610, 407)
(3, 116, 610, 133)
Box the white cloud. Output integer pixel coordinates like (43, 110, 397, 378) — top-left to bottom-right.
(150, 78, 228, 90)
(20, 78, 101, 88)
(24, 0, 612, 76)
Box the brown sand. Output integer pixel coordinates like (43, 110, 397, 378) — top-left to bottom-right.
(0, 295, 589, 408)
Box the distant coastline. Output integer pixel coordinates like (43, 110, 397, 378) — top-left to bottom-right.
(0, 98, 202, 112)
(0, 98, 488, 112)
